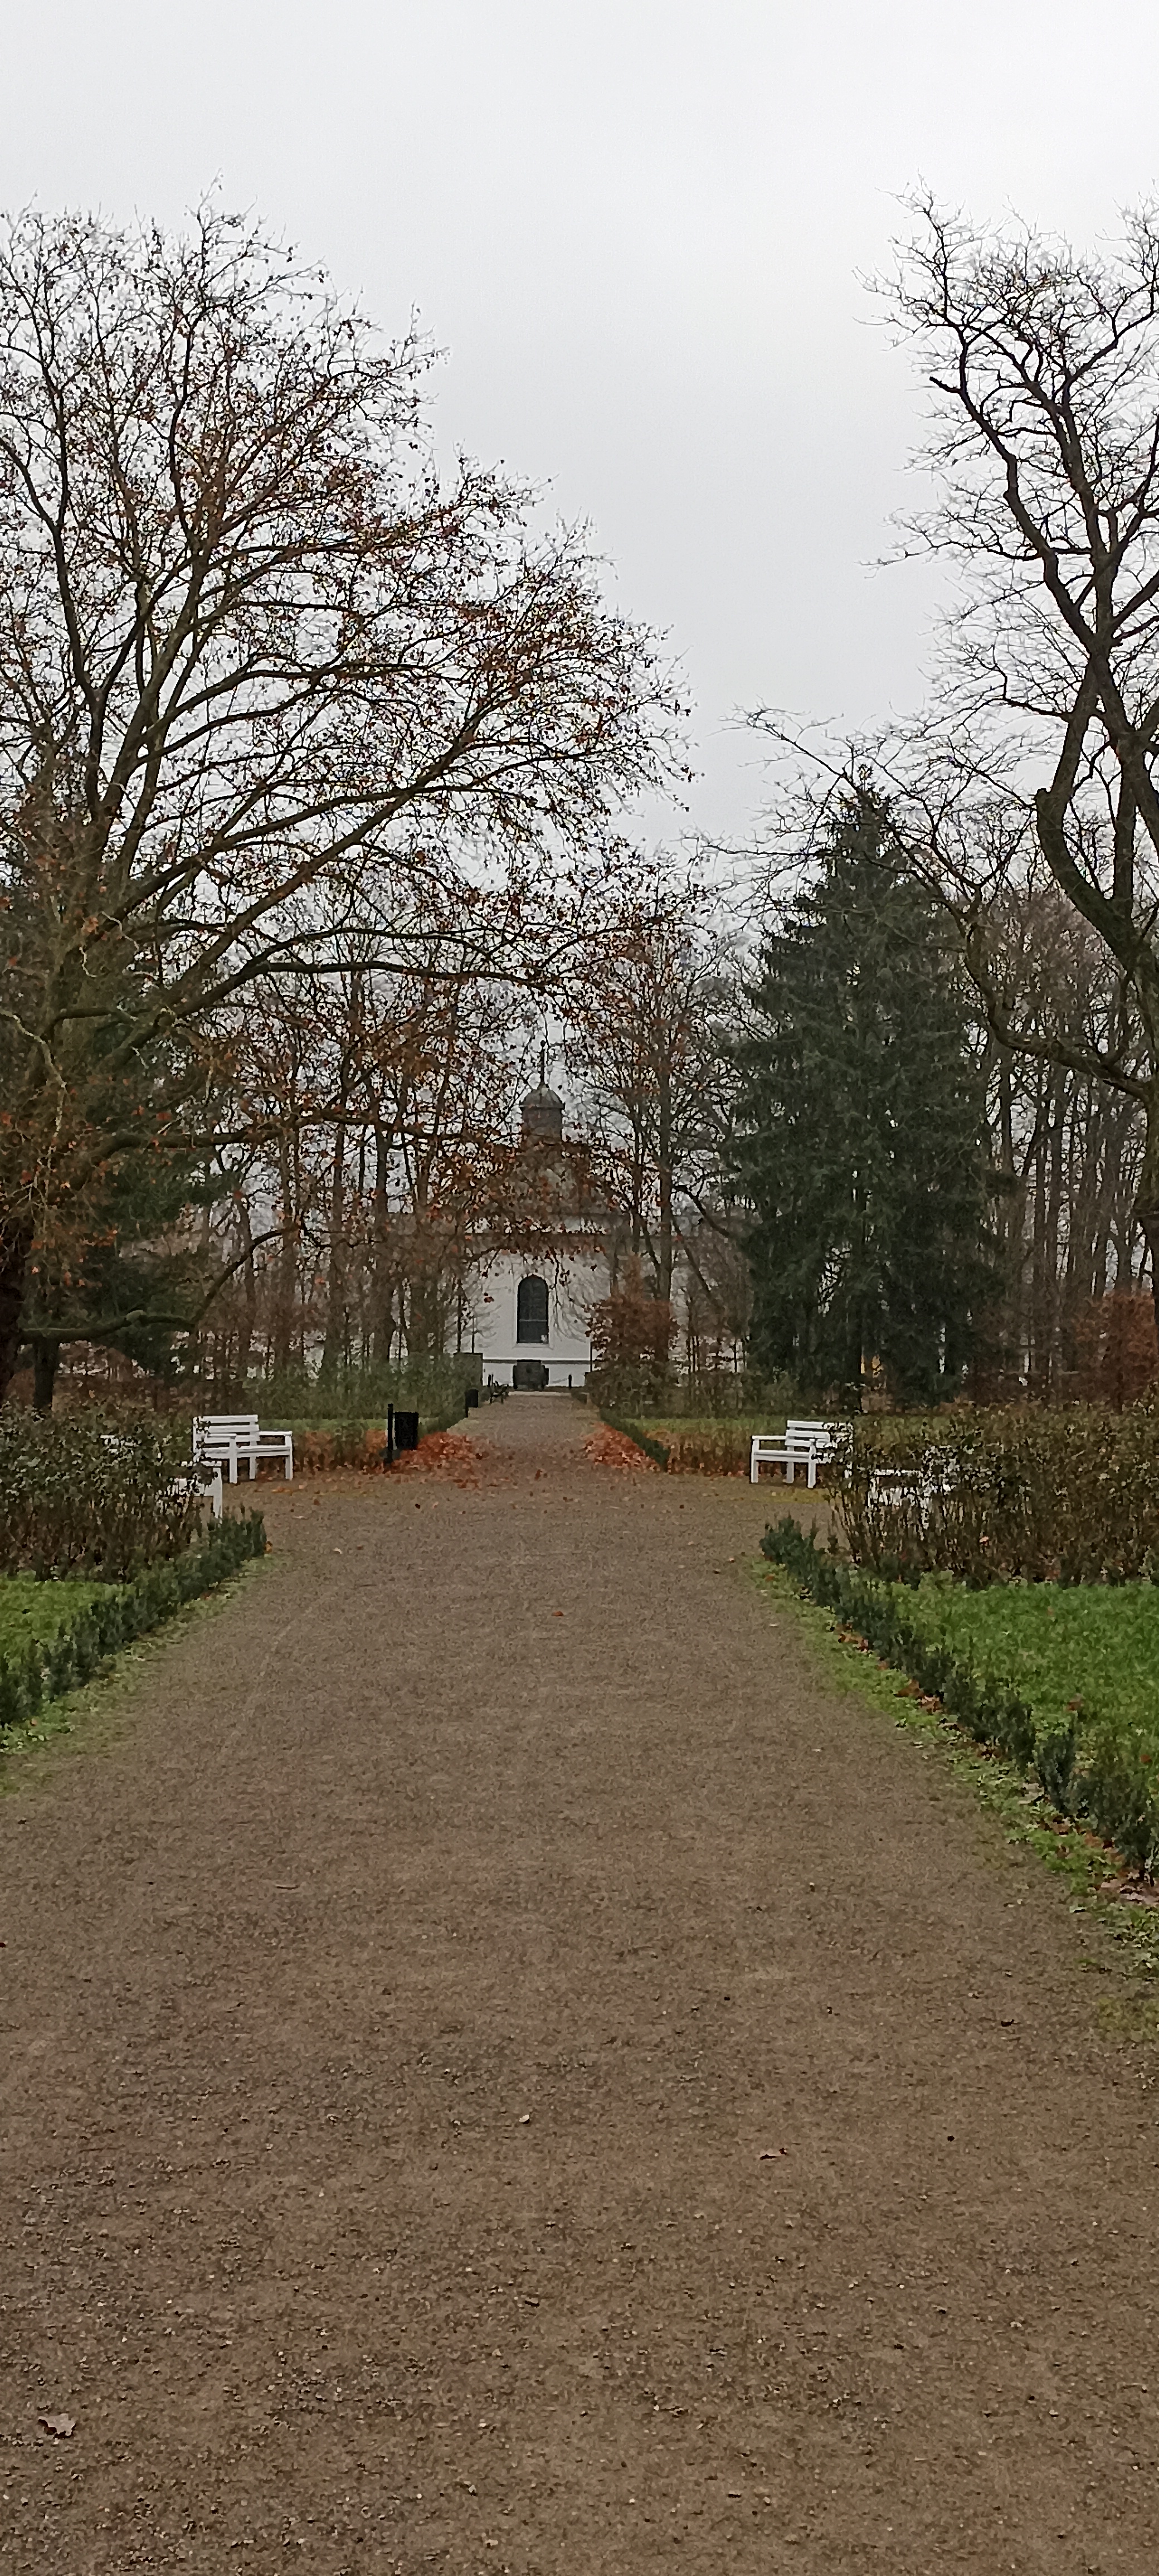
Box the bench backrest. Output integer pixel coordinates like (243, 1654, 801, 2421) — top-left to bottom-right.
(786, 1417, 839, 1452)
(195, 1414, 259, 1435)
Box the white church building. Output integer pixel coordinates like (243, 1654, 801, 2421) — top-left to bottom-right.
(465, 1079, 614, 1389)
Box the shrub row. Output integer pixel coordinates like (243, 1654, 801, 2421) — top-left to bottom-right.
(289, 1398, 475, 1475)
(762, 1516, 1159, 1878)
(0, 1511, 266, 1737)
(599, 1410, 794, 1476)
(660, 1421, 757, 1476)
(0, 1409, 202, 1579)
(290, 1423, 388, 1474)
(597, 1411, 671, 1468)
(242, 1358, 480, 1423)
(838, 1406, 1159, 1586)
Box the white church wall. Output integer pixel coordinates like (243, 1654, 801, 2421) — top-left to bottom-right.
(466, 1242, 605, 1387)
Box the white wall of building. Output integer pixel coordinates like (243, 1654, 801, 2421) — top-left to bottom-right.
(467, 1242, 606, 1387)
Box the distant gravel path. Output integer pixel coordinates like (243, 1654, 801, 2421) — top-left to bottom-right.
(1, 1394, 1155, 2573)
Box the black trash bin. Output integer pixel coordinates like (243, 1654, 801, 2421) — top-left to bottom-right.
(393, 1410, 420, 1451)
(465, 1386, 480, 1412)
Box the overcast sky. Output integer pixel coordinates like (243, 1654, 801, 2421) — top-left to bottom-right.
(6, 1, 1159, 845)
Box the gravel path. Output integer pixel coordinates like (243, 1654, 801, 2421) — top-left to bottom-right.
(1, 1392, 1156, 2573)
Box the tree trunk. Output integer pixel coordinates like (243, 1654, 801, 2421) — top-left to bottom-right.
(1132, 1081, 1159, 1325)
(1029, 1068, 1052, 1398)
(320, 981, 361, 1389)
(319, 1108, 348, 1390)
(31, 1339, 61, 1413)
(1043, 1068, 1066, 1397)
(234, 1193, 257, 1394)
(370, 1118, 395, 1368)
(0, 1218, 32, 1404)
(272, 1130, 299, 1375)
(656, 1063, 674, 1303)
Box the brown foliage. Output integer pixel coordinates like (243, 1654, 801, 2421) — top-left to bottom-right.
(1067, 1293, 1159, 1409)
(587, 1260, 675, 1409)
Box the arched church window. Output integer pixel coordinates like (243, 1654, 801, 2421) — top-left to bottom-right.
(517, 1276, 549, 1344)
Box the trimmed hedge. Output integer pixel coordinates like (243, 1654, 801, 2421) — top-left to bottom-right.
(598, 1411, 671, 1468)
(0, 1511, 266, 1739)
(762, 1515, 1159, 1878)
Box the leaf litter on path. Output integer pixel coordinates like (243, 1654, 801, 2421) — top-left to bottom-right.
(393, 1433, 486, 1488)
(583, 1428, 657, 1472)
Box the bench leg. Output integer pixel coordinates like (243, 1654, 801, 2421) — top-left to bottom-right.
(807, 1457, 817, 1489)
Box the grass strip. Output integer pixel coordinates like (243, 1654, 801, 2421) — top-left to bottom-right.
(0, 1510, 266, 1745)
(761, 1516, 1159, 1967)
(0, 1574, 105, 1660)
(878, 1576, 1159, 1741)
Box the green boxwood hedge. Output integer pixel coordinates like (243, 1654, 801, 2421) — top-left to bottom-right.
(0, 1510, 266, 1739)
(598, 1411, 671, 1468)
(762, 1515, 1159, 1879)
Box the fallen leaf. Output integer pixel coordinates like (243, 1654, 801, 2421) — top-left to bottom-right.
(40, 2412, 75, 2438)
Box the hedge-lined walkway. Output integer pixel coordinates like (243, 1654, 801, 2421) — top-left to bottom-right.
(1, 1395, 1156, 2573)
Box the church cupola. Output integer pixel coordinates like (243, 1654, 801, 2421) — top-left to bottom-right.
(519, 1077, 564, 1143)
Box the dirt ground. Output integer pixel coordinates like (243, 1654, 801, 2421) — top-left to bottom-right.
(1, 1393, 1157, 2574)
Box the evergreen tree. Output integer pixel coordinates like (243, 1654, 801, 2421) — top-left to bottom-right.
(21, 1126, 227, 1410)
(736, 793, 992, 1407)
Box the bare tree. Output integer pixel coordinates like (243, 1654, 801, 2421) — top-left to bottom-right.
(212, 869, 530, 1390)
(561, 863, 736, 1305)
(0, 203, 677, 1396)
(875, 198, 1159, 1294)
(974, 881, 1145, 1391)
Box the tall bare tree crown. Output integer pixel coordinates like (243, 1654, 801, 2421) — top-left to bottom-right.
(0, 201, 678, 1397)
(856, 202, 1159, 1289)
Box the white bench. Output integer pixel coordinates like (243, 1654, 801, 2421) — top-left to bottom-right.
(170, 1458, 224, 1520)
(194, 1413, 294, 1484)
(751, 1418, 840, 1488)
(102, 1431, 224, 1521)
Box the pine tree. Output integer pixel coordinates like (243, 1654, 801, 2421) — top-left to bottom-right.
(736, 793, 991, 1406)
